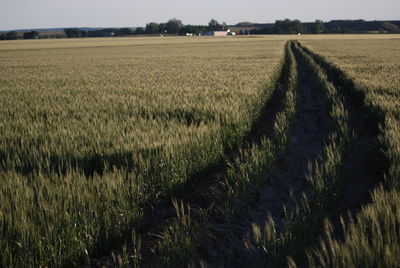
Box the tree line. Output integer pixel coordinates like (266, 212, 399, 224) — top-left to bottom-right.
(1, 19, 399, 40)
(249, 19, 400, 34)
(64, 18, 400, 38)
(63, 19, 228, 38)
(0, 30, 39, 40)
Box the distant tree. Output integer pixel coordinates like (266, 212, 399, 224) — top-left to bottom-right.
(323, 20, 400, 33)
(134, 27, 145, 35)
(179, 25, 206, 35)
(102, 28, 117, 37)
(250, 26, 274, 35)
(64, 28, 75, 38)
(6, 31, 19, 40)
(275, 19, 293, 34)
(0, 33, 7, 40)
(145, 22, 160, 34)
(119, 28, 134, 35)
(166, 18, 183, 34)
(380, 22, 400, 33)
(208, 19, 223, 31)
(64, 28, 87, 38)
(314, 20, 325, 33)
(23, 31, 40, 39)
(159, 23, 167, 34)
(292, 19, 304, 33)
(274, 19, 305, 34)
(87, 30, 101, 37)
(326, 21, 343, 33)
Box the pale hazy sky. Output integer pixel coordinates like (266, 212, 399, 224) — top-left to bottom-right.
(1, 0, 399, 30)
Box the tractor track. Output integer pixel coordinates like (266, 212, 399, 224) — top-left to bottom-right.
(90, 43, 293, 268)
(298, 43, 388, 240)
(198, 41, 333, 267)
(91, 41, 388, 268)
(198, 42, 387, 267)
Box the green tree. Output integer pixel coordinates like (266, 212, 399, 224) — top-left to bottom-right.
(275, 19, 293, 34)
(166, 18, 183, 34)
(292, 19, 304, 33)
(145, 22, 160, 34)
(208, 19, 223, 31)
(23, 31, 40, 39)
(119, 28, 134, 35)
(159, 23, 167, 33)
(64, 28, 87, 38)
(6, 31, 18, 40)
(275, 19, 305, 34)
(179, 25, 206, 35)
(314, 20, 325, 33)
(134, 27, 145, 35)
(380, 22, 400, 33)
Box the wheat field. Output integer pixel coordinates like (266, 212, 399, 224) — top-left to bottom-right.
(0, 36, 285, 266)
(1, 35, 400, 267)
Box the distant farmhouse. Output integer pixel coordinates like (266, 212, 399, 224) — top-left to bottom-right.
(203, 29, 236, 36)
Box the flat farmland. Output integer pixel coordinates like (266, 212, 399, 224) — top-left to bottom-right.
(0, 36, 286, 266)
(1, 35, 400, 267)
(0, 38, 285, 174)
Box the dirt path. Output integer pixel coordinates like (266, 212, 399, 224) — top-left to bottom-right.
(244, 50, 332, 232)
(207, 42, 386, 267)
(197, 45, 333, 267)
(300, 45, 388, 237)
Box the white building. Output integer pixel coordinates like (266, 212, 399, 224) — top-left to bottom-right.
(203, 29, 236, 36)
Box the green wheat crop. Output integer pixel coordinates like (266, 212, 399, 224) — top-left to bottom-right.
(0, 36, 285, 266)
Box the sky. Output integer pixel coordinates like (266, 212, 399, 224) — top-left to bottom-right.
(1, 0, 399, 30)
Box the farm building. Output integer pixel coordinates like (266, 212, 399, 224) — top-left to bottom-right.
(203, 29, 236, 36)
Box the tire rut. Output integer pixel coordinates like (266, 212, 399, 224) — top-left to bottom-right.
(207, 43, 333, 267)
(201, 43, 388, 268)
(298, 43, 388, 239)
(245, 49, 332, 233)
(90, 45, 294, 268)
(90, 42, 389, 268)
